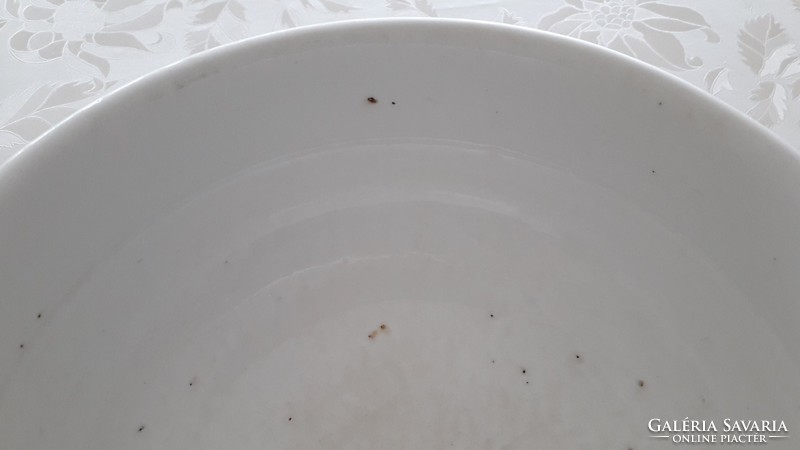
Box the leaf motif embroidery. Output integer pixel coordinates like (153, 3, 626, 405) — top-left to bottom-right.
(500, 8, 524, 25)
(738, 15, 791, 76)
(185, 0, 248, 53)
(194, 2, 226, 25)
(537, 0, 715, 72)
(92, 32, 150, 51)
(317, 0, 356, 13)
(704, 66, 732, 95)
(638, 3, 711, 28)
(103, 4, 167, 32)
(538, 6, 582, 32)
(413, 0, 436, 17)
(186, 28, 215, 53)
(0, 80, 104, 146)
(736, 15, 800, 127)
(632, 21, 699, 69)
(280, 8, 297, 28)
(228, 0, 246, 20)
(386, 0, 437, 17)
(747, 82, 787, 127)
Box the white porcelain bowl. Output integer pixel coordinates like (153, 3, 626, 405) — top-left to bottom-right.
(1, 19, 798, 449)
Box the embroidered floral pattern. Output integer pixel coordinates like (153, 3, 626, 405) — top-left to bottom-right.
(185, 0, 248, 53)
(4, 0, 178, 78)
(738, 14, 800, 127)
(538, 0, 718, 71)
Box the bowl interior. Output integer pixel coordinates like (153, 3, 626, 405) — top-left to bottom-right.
(0, 19, 798, 449)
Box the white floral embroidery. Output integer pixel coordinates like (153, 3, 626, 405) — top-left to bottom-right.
(279, 0, 358, 29)
(185, 0, 248, 54)
(386, 0, 436, 17)
(704, 66, 732, 96)
(738, 14, 800, 127)
(3, 0, 177, 78)
(500, 8, 524, 25)
(0, 79, 106, 154)
(538, 0, 718, 71)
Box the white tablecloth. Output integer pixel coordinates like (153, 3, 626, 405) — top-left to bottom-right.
(1, 0, 798, 164)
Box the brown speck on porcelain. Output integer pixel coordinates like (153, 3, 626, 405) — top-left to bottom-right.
(37, 313, 42, 319)
(368, 331, 377, 339)
(367, 97, 377, 104)
(638, 379, 645, 388)
(137, 425, 145, 433)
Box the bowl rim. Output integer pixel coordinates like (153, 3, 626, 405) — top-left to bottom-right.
(1, 17, 798, 185)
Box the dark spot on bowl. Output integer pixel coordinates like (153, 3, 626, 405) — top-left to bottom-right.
(37, 313, 42, 319)
(651, 170, 656, 174)
(367, 97, 377, 104)
(638, 379, 645, 388)
(19, 343, 24, 349)
(526, 381, 529, 384)
(224, 260, 229, 264)
(575, 354, 580, 359)
(368, 331, 377, 339)
(288, 417, 292, 421)
(380, 324, 386, 330)
(489, 313, 494, 318)
(658, 101, 662, 106)
(391, 101, 396, 105)
(522, 369, 526, 374)
(137, 425, 145, 433)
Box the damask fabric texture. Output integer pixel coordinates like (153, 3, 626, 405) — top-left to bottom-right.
(0, 0, 799, 164)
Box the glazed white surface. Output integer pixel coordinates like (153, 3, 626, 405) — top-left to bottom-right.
(0, 20, 798, 449)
